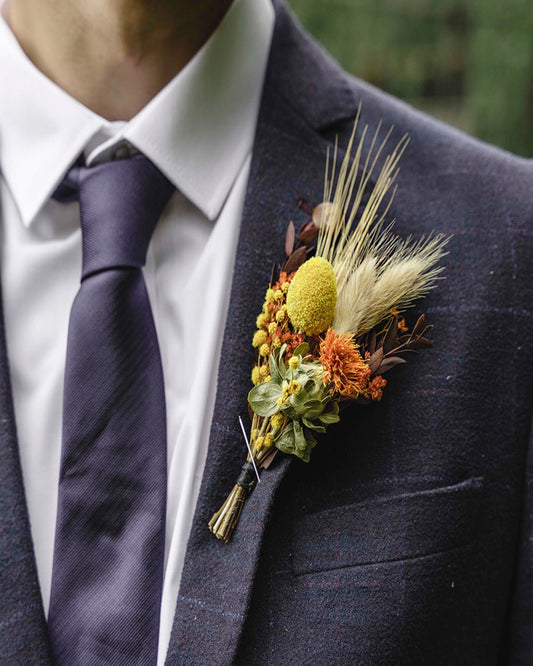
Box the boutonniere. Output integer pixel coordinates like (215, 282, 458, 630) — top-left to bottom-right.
(209, 120, 448, 542)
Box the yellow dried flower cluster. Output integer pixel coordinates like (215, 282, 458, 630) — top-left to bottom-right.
(251, 271, 305, 385)
(253, 432, 274, 453)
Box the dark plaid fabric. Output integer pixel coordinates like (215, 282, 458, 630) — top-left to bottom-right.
(1, 1, 532, 664)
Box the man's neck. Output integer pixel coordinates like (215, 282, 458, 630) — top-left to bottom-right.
(4, 0, 233, 120)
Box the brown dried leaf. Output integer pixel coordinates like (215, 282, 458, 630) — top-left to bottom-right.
(270, 263, 279, 286)
(285, 221, 295, 258)
(377, 356, 407, 374)
(368, 347, 384, 373)
(383, 316, 399, 354)
(283, 246, 308, 273)
(298, 221, 319, 244)
(406, 337, 433, 350)
(260, 448, 278, 470)
(412, 314, 426, 338)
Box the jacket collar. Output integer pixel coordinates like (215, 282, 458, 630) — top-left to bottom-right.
(164, 2, 357, 663)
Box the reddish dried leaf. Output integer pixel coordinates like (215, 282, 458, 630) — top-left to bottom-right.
(383, 316, 399, 354)
(285, 221, 295, 258)
(270, 263, 279, 286)
(377, 356, 407, 374)
(299, 221, 319, 244)
(283, 246, 308, 273)
(406, 337, 434, 350)
(412, 314, 426, 338)
(260, 448, 278, 470)
(368, 347, 384, 373)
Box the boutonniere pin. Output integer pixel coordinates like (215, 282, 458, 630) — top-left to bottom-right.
(209, 119, 448, 542)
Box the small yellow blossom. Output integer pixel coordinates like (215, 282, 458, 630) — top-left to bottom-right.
(275, 307, 287, 324)
(268, 322, 278, 337)
(263, 433, 274, 448)
(273, 337, 282, 349)
(288, 356, 300, 371)
(265, 288, 275, 305)
(259, 343, 271, 357)
(289, 380, 301, 394)
(254, 436, 265, 452)
(286, 257, 337, 335)
(259, 365, 269, 378)
(274, 289, 284, 302)
(253, 330, 268, 348)
(271, 412, 284, 429)
(281, 281, 290, 294)
(256, 313, 269, 329)
(251, 366, 261, 385)
(264, 374, 272, 382)
(251, 428, 260, 441)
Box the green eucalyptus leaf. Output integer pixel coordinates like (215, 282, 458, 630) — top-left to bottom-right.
(302, 417, 326, 433)
(269, 353, 282, 384)
(300, 399, 325, 419)
(274, 422, 296, 455)
(248, 382, 282, 417)
(303, 428, 318, 450)
(293, 420, 307, 452)
(292, 342, 309, 358)
(318, 412, 340, 424)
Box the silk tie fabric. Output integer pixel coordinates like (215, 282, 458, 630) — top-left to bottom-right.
(47, 154, 174, 665)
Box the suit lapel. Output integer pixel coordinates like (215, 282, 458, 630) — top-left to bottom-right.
(165, 3, 358, 664)
(0, 295, 51, 661)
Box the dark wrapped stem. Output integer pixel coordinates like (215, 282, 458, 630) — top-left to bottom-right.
(209, 460, 261, 542)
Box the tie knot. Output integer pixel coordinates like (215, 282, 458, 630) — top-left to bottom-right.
(54, 154, 174, 279)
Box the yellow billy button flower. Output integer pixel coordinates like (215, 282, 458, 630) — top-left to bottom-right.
(286, 257, 337, 335)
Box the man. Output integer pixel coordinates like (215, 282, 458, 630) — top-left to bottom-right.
(0, 0, 531, 663)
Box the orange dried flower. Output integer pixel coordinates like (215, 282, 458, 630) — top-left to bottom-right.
(319, 329, 371, 398)
(367, 375, 387, 401)
(397, 317, 408, 333)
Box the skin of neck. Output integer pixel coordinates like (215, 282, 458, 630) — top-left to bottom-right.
(4, 0, 233, 120)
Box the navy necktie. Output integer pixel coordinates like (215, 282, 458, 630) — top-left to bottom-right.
(48, 154, 174, 665)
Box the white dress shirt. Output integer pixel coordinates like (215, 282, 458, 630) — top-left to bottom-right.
(0, 0, 274, 662)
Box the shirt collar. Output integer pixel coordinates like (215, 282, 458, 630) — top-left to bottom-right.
(0, 0, 274, 227)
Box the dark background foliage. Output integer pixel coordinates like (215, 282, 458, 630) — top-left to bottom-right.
(288, 0, 533, 157)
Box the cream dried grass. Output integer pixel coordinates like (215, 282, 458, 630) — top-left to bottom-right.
(317, 114, 448, 337)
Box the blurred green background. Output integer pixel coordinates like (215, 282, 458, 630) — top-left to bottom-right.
(288, 0, 533, 157)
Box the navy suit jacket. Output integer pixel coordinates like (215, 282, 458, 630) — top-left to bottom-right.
(1, 2, 532, 664)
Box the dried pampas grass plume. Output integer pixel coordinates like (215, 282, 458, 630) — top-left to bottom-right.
(316, 110, 448, 337)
